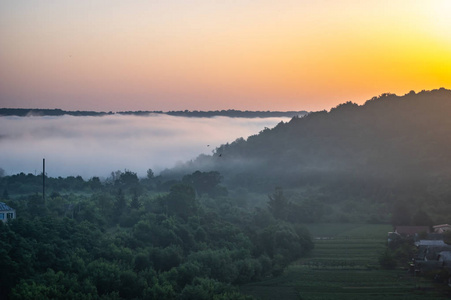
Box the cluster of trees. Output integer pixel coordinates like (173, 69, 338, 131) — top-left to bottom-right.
(0, 169, 175, 197)
(0, 170, 313, 299)
(267, 187, 325, 223)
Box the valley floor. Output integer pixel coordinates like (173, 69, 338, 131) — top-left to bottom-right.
(241, 223, 450, 300)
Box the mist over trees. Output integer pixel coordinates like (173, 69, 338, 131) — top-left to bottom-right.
(0, 112, 291, 178)
(177, 88, 451, 185)
(165, 88, 451, 224)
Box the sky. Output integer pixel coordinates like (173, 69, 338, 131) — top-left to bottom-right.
(0, 0, 450, 112)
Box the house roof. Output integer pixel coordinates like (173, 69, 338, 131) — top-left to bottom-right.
(0, 202, 15, 211)
(433, 224, 451, 229)
(416, 245, 451, 261)
(438, 251, 451, 262)
(395, 226, 430, 235)
(415, 240, 447, 247)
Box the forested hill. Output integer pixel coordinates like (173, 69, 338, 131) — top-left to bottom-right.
(168, 88, 451, 194)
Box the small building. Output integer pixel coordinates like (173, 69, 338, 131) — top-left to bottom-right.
(0, 202, 16, 223)
(433, 224, 451, 234)
(437, 251, 451, 266)
(389, 226, 432, 246)
(416, 245, 451, 261)
(415, 240, 447, 247)
(394, 226, 430, 237)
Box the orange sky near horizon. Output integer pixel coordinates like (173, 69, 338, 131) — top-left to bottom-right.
(0, 0, 450, 112)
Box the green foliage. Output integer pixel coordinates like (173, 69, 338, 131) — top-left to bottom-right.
(114, 188, 127, 212)
(162, 184, 198, 220)
(268, 187, 288, 219)
(378, 249, 397, 269)
(130, 192, 142, 210)
(182, 171, 227, 197)
(2, 189, 9, 200)
(179, 277, 232, 300)
(118, 171, 139, 187)
(0, 170, 312, 299)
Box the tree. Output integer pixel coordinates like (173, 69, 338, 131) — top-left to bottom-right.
(163, 184, 197, 220)
(143, 169, 157, 191)
(27, 193, 47, 217)
(182, 171, 224, 197)
(119, 170, 139, 187)
(115, 188, 127, 214)
(287, 199, 324, 223)
(89, 176, 102, 190)
(268, 187, 288, 219)
(147, 169, 155, 180)
(94, 193, 114, 217)
(87, 260, 121, 295)
(379, 249, 397, 269)
(118, 270, 147, 299)
(110, 170, 123, 183)
(130, 192, 142, 209)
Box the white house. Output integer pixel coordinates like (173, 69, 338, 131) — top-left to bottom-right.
(0, 202, 16, 223)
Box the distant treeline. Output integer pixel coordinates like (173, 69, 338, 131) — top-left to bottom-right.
(0, 108, 308, 118)
(0, 108, 113, 117)
(119, 110, 308, 118)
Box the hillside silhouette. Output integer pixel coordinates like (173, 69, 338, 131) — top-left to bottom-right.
(165, 88, 451, 222)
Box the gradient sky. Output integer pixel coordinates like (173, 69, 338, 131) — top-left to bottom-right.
(1, 0, 450, 112)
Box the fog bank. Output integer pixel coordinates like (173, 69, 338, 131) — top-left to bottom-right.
(0, 114, 288, 179)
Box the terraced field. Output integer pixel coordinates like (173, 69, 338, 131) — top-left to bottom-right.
(242, 223, 449, 299)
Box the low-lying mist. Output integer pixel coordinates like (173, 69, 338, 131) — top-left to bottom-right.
(0, 114, 289, 179)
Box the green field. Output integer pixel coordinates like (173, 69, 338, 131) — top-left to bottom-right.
(241, 223, 450, 299)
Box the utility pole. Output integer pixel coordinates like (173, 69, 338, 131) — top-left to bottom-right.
(43, 158, 45, 202)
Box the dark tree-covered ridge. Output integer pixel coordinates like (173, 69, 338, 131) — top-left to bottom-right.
(171, 88, 451, 186)
(162, 88, 451, 224)
(0, 108, 307, 118)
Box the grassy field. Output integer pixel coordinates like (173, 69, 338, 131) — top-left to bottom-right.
(241, 223, 450, 299)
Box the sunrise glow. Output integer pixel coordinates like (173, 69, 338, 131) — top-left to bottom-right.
(0, 0, 450, 111)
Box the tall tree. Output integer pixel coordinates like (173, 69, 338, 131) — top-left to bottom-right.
(163, 184, 197, 220)
(115, 188, 127, 214)
(268, 187, 288, 220)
